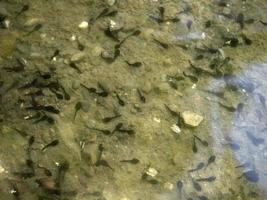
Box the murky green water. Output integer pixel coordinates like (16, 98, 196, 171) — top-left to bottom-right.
(1, 0, 267, 199)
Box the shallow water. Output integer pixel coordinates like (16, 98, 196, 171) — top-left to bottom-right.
(1, 0, 267, 200)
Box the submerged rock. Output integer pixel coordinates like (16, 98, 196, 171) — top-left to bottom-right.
(70, 52, 86, 62)
(182, 111, 203, 127)
(142, 167, 159, 184)
(78, 21, 88, 29)
(146, 167, 158, 177)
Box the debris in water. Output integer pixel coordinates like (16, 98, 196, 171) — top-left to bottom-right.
(42, 139, 59, 151)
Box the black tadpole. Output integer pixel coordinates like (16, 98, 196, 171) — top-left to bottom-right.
(188, 162, 205, 173)
(176, 180, 183, 199)
(125, 61, 142, 68)
(153, 38, 169, 49)
(137, 89, 146, 103)
(102, 114, 121, 123)
(115, 92, 125, 106)
(42, 139, 59, 151)
(50, 49, 60, 60)
(69, 62, 82, 74)
(120, 158, 140, 164)
(25, 24, 42, 36)
(112, 123, 123, 134)
(196, 176, 216, 182)
(59, 84, 70, 100)
(192, 178, 202, 191)
(95, 159, 113, 170)
(193, 135, 209, 146)
(260, 20, 267, 26)
(74, 102, 82, 120)
(192, 137, 198, 153)
(206, 155, 216, 167)
(87, 127, 112, 135)
(16, 4, 29, 17)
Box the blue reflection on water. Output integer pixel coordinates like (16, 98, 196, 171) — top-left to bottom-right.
(210, 62, 267, 191)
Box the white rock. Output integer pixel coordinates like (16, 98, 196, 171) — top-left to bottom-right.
(3, 19, 10, 29)
(191, 84, 197, 89)
(146, 167, 158, 177)
(170, 124, 181, 134)
(78, 21, 88, 29)
(71, 35, 76, 41)
(109, 20, 117, 30)
(0, 165, 5, 174)
(182, 111, 203, 127)
(153, 117, 161, 123)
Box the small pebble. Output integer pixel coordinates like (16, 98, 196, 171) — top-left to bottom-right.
(2, 19, 10, 29)
(146, 167, 158, 177)
(153, 117, 161, 123)
(71, 35, 76, 41)
(0, 165, 5, 173)
(191, 84, 197, 89)
(78, 21, 89, 29)
(170, 124, 181, 134)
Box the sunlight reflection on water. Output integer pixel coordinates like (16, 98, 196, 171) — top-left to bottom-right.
(210, 62, 267, 192)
